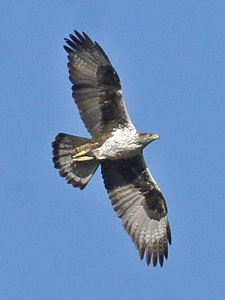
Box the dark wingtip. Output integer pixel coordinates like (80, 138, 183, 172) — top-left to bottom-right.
(159, 254, 164, 267)
(63, 45, 73, 54)
(74, 29, 80, 36)
(74, 30, 85, 41)
(164, 244, 168, 259)
(152, 253, 158, 267)
(139, 248, 145, 260)
(82, 31, 93, 43)
(167, 223, 172, 245)
(146, 251, 151, 266)
(64, 30, 94, 54)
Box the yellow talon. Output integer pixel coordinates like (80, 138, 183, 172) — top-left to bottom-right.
(73, 156, 94, 162)
(73, 150, 88, 158)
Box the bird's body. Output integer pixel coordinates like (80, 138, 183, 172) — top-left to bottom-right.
(80, 126, 159, 161)
(52, 30, 171, 267)
(94, 126, 139, 160)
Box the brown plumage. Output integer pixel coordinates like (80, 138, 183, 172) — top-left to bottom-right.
(52, 30, 171, 267)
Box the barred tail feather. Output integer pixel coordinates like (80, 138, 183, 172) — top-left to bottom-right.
(52, 133, 99, 189)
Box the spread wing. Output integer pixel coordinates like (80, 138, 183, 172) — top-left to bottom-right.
(101, 154, 171, 267)
(64, 30, 134, 138)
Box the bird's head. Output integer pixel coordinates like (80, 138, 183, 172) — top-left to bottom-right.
(138, 133, 159, 146)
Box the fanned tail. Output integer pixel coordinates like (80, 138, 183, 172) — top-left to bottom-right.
(52, 133, 99, 189)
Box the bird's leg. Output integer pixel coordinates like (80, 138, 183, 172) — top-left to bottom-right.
(73, 150, 89, 158)
(72, 156, 94, 162)
(71, 144, 95, 162)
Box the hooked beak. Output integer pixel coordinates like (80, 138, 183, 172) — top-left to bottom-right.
(151, 133, 159, 141)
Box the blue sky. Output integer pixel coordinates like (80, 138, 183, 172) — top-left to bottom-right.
(1, 1, 225, 299)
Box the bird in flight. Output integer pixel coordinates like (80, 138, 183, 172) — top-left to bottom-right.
(52, 30, 171, 267)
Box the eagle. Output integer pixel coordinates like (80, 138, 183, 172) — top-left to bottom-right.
(52, 30, 171, 267)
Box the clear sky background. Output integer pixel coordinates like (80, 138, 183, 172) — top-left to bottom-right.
(1, 1, 225, 299)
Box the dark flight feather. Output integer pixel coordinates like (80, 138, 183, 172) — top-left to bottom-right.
(64, 31, 133, 138)
(52, 30, 171, 267)
(101, 154, 171, 267)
